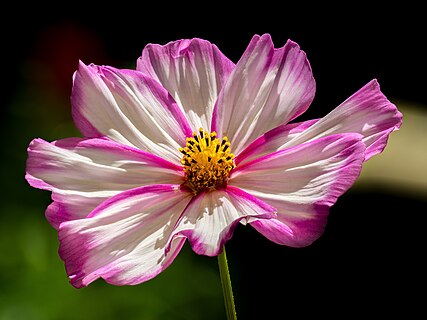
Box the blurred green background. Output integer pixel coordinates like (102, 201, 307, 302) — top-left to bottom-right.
(1, 7, 426, 320)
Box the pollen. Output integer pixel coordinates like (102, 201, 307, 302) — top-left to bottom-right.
(180, 128, 235, 194)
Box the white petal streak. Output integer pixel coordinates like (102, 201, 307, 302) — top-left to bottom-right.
(26, 137, 183, 227)
(71, 61, 192, 162)
(171, 186, 276, 256)
(231, 134, 365, 205)
(137, 38, 235, 131)
(282, 79, 403, 160)
(235, 119, 318, 166)
(58, 185, 192, 288)
(42, 190, 117, 229)
(212, 34, 315, 155)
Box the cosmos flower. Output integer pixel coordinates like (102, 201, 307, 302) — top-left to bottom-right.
(26, 34, 402, 288)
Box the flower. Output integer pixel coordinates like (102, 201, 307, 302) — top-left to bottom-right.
(26, 34, 402, 288)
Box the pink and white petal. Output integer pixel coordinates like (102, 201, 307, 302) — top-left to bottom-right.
(171, 186, 276, 257)
(235, 119, 318, 166)
(280, 79, 402, 161)
(26, 137, 184, 228)
(71, 61, 192, 163)
(230, 133, 365, 247)
(212, 34, 315, 155)
(45, 190, 116, 229)
(137, 38, 235, 131)
(58, 184, 193, 288)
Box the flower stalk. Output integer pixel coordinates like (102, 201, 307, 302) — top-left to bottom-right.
(218, 245, 237, 320)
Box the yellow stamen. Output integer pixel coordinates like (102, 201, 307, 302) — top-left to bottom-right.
(180, 128, 235, 194)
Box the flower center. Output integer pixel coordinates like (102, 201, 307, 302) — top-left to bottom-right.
(180, 128, 235, 194)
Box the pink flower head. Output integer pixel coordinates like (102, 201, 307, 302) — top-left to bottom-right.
(26, 34, 402, 288)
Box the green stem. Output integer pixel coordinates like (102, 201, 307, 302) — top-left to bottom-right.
(217, 245, 237, 320)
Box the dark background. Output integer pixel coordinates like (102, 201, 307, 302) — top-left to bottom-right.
(1, 6, 426, 319)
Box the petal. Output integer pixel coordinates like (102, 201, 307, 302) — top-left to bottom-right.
(212, 34, 315, 155)
(171, 186, 276, 256)
(26, 137, 183, 228)
(137, 38, 235, 132)
(71, 61, 193, 163)
(238, 79, 402, 164)
(286, 79, 402, 161)
(235, 119, 318, 165)
(58, 184, 193, 288)
(230, 133, 365, 247)
(45, 192, 112, 230)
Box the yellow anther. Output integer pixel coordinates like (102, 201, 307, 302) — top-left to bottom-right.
(180, 129, 235, 194)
